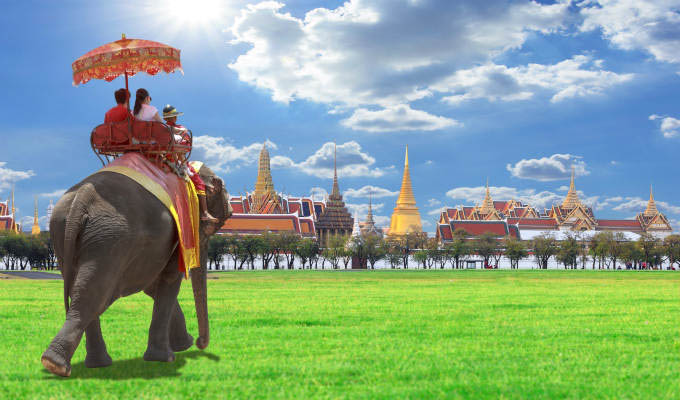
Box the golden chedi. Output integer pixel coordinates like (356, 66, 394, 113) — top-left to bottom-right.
(389, 145, 422, 235)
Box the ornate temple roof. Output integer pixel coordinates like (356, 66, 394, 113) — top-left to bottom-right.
(315, 143, 353, 232)
(561, 167, 581, 210)
(643, 185, 659, 217)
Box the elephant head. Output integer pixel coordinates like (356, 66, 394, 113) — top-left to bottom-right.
(192, 165, 232, 350)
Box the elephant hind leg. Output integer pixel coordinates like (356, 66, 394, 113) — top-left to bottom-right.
(42, 261, 116, 377)
(84, 317, 112, 368)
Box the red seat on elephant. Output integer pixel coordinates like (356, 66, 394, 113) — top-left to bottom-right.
(91, 120, 192, 167)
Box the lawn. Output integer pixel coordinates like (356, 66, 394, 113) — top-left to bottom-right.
(0, 270, 678, 399)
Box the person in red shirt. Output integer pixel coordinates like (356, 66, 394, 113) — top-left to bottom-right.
(104, 88, 133, 123)
(163, 104, 218, 223)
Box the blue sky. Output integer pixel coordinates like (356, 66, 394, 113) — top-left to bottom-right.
(2, 0, 680, 233)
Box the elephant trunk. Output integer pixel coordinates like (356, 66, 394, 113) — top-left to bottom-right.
(190, 264, 209, 349)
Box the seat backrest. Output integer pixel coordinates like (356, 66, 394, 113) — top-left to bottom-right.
(130, 120, 173, 147)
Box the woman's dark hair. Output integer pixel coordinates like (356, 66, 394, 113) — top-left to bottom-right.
(114, 88, 130, 105)
(133, 88, 149, 116)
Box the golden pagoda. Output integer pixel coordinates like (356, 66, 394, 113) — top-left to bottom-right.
(643, 185, 659, 217)
(31, 196, 41, 235)
(250, 143, 280, 214)
(561, 166, 581, 209)
(389, 145, 422, 235)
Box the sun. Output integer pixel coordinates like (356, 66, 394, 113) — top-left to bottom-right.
(164, 0, 225, 27)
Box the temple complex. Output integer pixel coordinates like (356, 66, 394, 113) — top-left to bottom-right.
(388, 146, 422, 235)
(315, 144, 354, 246)
(0, 188, 19, 233)
(219, 143, 322, 237)
(436, 169, 672, 242)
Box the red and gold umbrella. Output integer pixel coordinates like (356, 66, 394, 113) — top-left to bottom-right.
(72, 34, 182, 91)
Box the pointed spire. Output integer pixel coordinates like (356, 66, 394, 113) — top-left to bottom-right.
(479, 178, 495, 214)
(561, 165, 581, 209)
(644, 184, 659, 217)
(366, 192, 374, 223)
(390, 145, 422, 235)
(11, 185, 17, 233)
(31, 196, 41, 235)
(252, 142, 279, 213)
(331, 142, 340, 196)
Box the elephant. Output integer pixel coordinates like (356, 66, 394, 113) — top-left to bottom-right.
(41, 164, 231, 377)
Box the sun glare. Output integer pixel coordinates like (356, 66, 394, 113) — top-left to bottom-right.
(165, 0, 225, 26)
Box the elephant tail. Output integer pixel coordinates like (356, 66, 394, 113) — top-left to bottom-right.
(62, 183, 96, 313)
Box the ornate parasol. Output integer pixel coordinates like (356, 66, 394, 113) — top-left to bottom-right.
(72, 34, 182, 91)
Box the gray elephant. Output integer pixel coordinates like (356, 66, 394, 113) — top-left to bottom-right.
(41, 164, 231, 377)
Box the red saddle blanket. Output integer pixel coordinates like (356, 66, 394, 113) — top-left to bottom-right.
(99, 153, 200, 275)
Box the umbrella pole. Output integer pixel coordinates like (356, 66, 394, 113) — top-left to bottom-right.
(125, 72, 129, 110)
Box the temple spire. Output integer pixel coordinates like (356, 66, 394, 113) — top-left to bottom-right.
(331, 142, 340, 196)
(251, 142, 279, 213)
(479, 177, 494, 214)
(366, 193, 374, 224)
(644, 184, 659, 217)
(11, 186, 17, 233)
(561, 166, 581, 209)
(31, 196, 41, 235)
(389, 145, 422, 235)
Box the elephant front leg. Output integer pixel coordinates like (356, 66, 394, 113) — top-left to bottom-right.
(169, 300, 194, 352)
(84, 317, 113, 368)
(143, 274, 182, 362)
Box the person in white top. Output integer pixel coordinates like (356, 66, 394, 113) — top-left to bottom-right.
(132, 88, 163, 122)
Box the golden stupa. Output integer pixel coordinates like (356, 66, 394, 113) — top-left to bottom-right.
(31, 196, 41, 236)
(389, 145, 422, 235)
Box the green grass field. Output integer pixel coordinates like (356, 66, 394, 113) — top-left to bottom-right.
(1, 270, 679, 399)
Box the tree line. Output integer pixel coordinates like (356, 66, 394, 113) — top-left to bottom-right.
(0, 231, 56, 270)
(3, 229, 677, 271)
(208, 230, 680, 271)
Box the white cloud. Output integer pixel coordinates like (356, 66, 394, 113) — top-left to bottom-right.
(341, 105, 460, 132)
(506, 154, 589, 181)
(192, 136, 276, 173)
(344, 185, 399, 199)
(0, 162, 34, 193)
(272, 141, 387, 178)
(373, 215, 390, 229)
(649, 114, 680, 138)
(427, 206, 448, 216)
(427, 198, 442, 207)
(228, 0, 569, 131)
(580, 1, 680, 65)
(40, 189, 66, 199)
(309, 186, 328, 201)
(436, 55, 632, 104)
(346, 202, 384, 218)
(446, 185, 565, 209)
(613, 196, 680, 215)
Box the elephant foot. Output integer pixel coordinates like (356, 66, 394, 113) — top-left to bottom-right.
(41, 348, 71, 378)
(143, 347, 175, 362)
(85, 352, 113, 368)
(170, 333, 194, 353)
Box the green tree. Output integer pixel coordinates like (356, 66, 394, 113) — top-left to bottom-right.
(531, 234, 557, 269)
(556, 232, 579, 269)
(444, 229, 469, 269)
(638, 233, 659, 268)
(207, 235, 228, 270)
(364, 235, 385, 269)
(295, 238, 318, 269)
(258, 232, 277, 270)
(504, 236, 527, 269)
(663, 234, 680, 269)
(474, 232, 498, 268)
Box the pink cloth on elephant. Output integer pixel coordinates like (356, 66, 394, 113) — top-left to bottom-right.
(100, 152, 200, 275)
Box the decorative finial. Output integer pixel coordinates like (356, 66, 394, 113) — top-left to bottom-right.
(122, 33, 126, 40)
